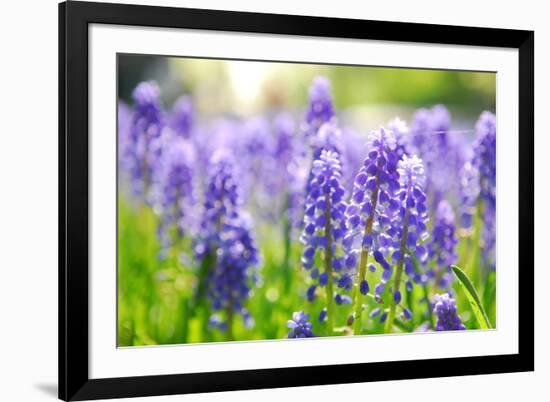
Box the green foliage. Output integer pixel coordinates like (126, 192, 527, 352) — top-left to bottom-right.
(451, 265, 492, 330)
(118, 197, 496, 346)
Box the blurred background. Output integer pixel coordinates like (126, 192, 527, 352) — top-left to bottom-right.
(118, 54, 495, 131)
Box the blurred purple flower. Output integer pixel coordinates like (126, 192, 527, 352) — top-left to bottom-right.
(304, 76, 335, 139)
(155, 138, 196, 260)
(207, 212, 260, 329)
(194, 150, 242, 260)
(169, 95, 193, 139)
(409, 105, 465, 209)
(124, 81, 165, 197)
(425, 200, 458, 289)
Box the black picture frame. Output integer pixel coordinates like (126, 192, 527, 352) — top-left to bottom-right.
(59, 1, 534, 400)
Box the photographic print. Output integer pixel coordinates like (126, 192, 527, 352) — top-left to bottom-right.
(117, 54, 496, 346)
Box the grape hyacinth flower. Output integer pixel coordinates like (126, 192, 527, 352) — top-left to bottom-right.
(433, 293, 466, 331)
(193, 150, 259, 339)
(169, 95, 193, 139)
(472, 112, 496, 269)
(425, 200, 458, 289)
(274, 113, 309, 228)
(287, 311, 316, 338)
(156, 138, 196, 260)
(344, 127, 401, 335)
(267, 113, 305, 207)
(126, 81, 165, 197)
(340, 126, 368, 191)
(310, 120, 343, 159)
(194, 150, 241, 260)
(301, 149, 348, 332)
(387, 117, 411, 159)
(239, 116, 274, 202)
(472, 112, 496, 207)
(409, 105, 464, 209)
(304, 76, 335, 139)
(458, 159, 480, 229)
(385, 155, 429, 333)
(207, 213, 260, 339)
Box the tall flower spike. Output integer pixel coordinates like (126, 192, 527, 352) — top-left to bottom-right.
(409, 105, 464, 209)
(344, 127, 401, 335)
(433, 293, 466, 331)
(301, 149, 348, 332)
(384, 154, 429, 333)
(194, 150, 241, 260)
(127, 81, 165, 196)
(239, 116, 274, 202)
(473, 112, 496, 207)
(156, 138, 196, 260)
(425, 200, 458, 289)
(287, 311, 316, 338)
(207, 212, 260, 339)
(304, 76, 335, 138)
(192, 150, 246, 340)
(265, 113, 302, 201)
(472, 112, 496, 269)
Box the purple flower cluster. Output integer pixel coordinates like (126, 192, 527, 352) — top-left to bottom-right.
(345, 128, 401, 261)
(381, 155, 429, 331)
(300, 149, 348, 322)
(287, 311, 315, 338)
(194, 150, 241, 259)
(409, 105, 466, 209)
(433, 293, 466, 331)
(343, 128, 402, 331)
(193, 151, 260, 330)
(458, 159, 480, 229)
(169, 95, 194, 139)
(155, 139, 196, 260)
(207, 213, 259, 329)
(473, 112, 496, 269)
(121, 81, 165, 196)
(473, 112, 496, 207)
(425, 200, 458, 289)
(304, 76, 335, 139)
(387, 117, 411, 159)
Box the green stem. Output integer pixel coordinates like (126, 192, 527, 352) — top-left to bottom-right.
(422, 281, 434, 329)
(282, 193, 292, 294)
(385, 208, 410, 333)
(352, 252, 369, 334)
(469, 200, 483, 285)
(226, 301, 234, 341)
(352, 171, 380, 335)
(194, 251, 214, 342)
(324, 193, 335, 335)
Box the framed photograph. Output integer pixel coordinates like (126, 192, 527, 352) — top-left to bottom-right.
(59, 1, 534, 400)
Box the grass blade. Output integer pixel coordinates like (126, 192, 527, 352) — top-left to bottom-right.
(451, 265, 492, 329)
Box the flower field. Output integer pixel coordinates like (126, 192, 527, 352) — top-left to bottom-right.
(117, 59, 496, 346)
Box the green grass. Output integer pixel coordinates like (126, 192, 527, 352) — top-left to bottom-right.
(117, 196, 496, 346)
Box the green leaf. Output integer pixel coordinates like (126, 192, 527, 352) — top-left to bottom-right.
(451, 265, 492, 329)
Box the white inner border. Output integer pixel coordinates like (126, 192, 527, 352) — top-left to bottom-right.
(89, 24, 519, 379)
